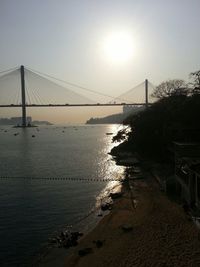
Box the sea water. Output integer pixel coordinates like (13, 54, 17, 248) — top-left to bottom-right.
(0, 124, 124, 266)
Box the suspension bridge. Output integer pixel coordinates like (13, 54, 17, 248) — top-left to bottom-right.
(0, 65, 155, 126)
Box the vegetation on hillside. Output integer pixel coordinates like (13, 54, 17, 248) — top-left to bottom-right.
(86, 107, 144, 124)
(111, 70, 200, 160)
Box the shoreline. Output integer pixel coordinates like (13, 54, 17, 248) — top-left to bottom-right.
(63, 163, 200, 267)
(36, 180, 123, 266)
(38, 156, 200, 266)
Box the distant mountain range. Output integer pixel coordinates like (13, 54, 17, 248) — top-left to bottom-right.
(86, 106, 144, 124)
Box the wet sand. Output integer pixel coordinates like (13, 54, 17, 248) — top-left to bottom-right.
(62, 172, 200, 267)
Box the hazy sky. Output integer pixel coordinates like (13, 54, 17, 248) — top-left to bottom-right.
(0, 0, 200, 123)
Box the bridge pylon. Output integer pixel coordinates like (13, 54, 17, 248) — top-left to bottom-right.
(20, 65, 27, 127)
(145, 79, 148, 108)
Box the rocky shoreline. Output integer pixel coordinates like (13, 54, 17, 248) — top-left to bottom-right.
(37, 141, 200, 267)
(35, 168, 124, 266)
(62, 160, 200, 267)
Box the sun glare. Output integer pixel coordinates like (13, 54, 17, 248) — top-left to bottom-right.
(102, 31, 135, 64)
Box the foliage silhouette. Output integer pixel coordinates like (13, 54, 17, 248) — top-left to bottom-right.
(113, 82, 200, 160)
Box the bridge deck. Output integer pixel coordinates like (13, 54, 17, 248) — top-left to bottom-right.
(0, 103, 149, 107)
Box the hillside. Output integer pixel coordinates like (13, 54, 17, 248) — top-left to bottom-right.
(86, 106, 144, 124)
(111, 94, 200, 160)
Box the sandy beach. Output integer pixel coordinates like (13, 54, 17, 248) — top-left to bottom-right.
(62, 169, 200, 267)
(39, 166, 200, 267)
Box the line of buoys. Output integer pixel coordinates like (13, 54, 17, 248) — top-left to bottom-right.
(0, 176, 122, 182)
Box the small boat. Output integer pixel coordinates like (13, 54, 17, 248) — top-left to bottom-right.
(106, 132, 113, 135)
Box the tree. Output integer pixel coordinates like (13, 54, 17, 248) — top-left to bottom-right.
(121, 93, 200, 159)
(190, 70, 200, 94)
(152, 79, 188, 99)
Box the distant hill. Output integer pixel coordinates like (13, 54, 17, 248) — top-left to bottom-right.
(0, 117, 52, 126)
(86, 113, 125, 124)
(86, 106, 144, 124)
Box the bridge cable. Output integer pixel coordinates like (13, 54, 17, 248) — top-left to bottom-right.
(26, 66, 137, 103)
(11, 85, 20, 105)
(31, 87, 43, 105)
(112, 81, 145, 103)
(0, 66, 18, 75)
(25, 68, 93, 104)
(26, 85, 32, 104)
(25, 72, 54, 105)
(26, 79, 42, 105)
(31, 85, 47, 105)
(0, 69, 21, 104)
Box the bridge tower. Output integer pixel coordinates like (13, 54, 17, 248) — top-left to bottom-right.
(145, 79, 148, 108)
(20, 65, 26, 127)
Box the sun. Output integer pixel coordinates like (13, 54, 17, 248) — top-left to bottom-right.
(102, 31, 135, 64)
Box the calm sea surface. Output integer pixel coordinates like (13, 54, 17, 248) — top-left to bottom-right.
(0, 124, 124, 266)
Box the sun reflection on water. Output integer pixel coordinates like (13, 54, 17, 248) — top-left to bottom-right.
(95, 124, 128, 208)
(96, 181, 122, 208)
